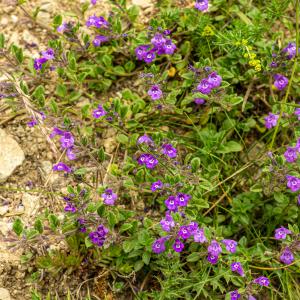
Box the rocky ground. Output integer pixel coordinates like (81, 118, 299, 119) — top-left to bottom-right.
(0, 0, 154, 299)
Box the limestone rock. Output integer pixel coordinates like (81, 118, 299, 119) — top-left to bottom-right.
(0, 129, 25, 182)
(22, 193, 39, 218)
(0, 288, 11, 300)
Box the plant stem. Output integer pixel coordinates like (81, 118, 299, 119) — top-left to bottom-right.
(269, 0, 299, 150)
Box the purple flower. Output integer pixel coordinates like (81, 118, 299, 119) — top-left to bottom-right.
(207, 254, 218, 264)
(160, 213, 175, 232)
(176, 193, 191, 207)
(144, 51, 156, 64)
(195, 0, 209, 11)
(93, 35, 109, 47)
(162, 39, 176, 55)
(145, 154, 159, 169)
(274, 226, 292, 240)
(53, 162, 72, 173)
(284, 147, 298, 163)
(208, 240, 222, 256)
(102, 189, 117, 205)
(194, 98, 206, 105)
(296, 138, 300, 152)
(97, 224, 109, 236)
(188, 221, 198, 233)
(135, 45, 149, 61)
(248, 295, 256, 300)
(230, 291, 241, 300)
(231, 262, 245, 277)
(151, 33, 166, 48)
(66, 148, 76, 160)
(151, 180, 163, 191)
(264, 113, 279, 129)
(270, 61, 278, 68)
(91, 0, 97, 4)
(152, 237, 167, 254)
(57, 22, 68, 33)
(295, 108, 300, 120)
(148, 85, 163, 100)
(50, 127, 64, 138)
(172, 239, 184, 252)
(161, 143, 177, 158)
(34, 57, 47, 70)
(137, 134, 154, 145)
(222, 239, 237, 253)
(86, 15, 109, 28)
(194, 228, 207, 243)
(165, 195, 179, 211)
(298, 194, 300, 205)
(41, 48, 55, 60)
(253, 276, 270, 287)
(27, 118, 38, 127)
(92, 105, 107, 118)
(282, 42, 297, 60)
(178, 225, 192, 240)
(286, 175, 300, 192)
(280, 247, 294, 264)
(207, 72, 222, 88)
(60, 132, 75, 149)
(197, 78, 212, 94)
(64, 202, 76, 213)
(89, 225, 108, 247)
(274, 74, 289, 90)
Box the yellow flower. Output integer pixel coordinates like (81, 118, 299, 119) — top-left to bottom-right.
(242, 39, 248, 45)
(250, 53, 256, 59)
(168, 67, 176, 77)
(249, 60, 256, 66)
(255, 65, 261, 71)
(247, 46, 253, 51)
(202, 25, 214, 37)
(244, 53, 249, 58)
(235, 41, 241, 46)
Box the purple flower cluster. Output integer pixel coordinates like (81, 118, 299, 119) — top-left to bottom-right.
(86, 15, 109, 28)
(274, 226, 291, 240)
(231, 262, 245, 277)
(229, 290, 241, 300)
(284, 147, 298, 163)
(253, 276, 270, 287)
(280, 247, 294, 264)
(282, 42, 298, 60)
(135, 31, 176, 64)
(138, 153, 158, 169)
(196, 71, 222, 95)
(148, 85, 163, 100)
(264, 112, 279, 129)
(27, 111, 46, 128)
(137, 134, 154, 145)
(161, 143, 177, 158)
(92, 104, 107, 118)
(273, 74, 289, 90)
(151, 180, 163, 191)
(101, 189, 117, 205)
(195, 0, 209, 12)
(286, 175, 300, 192)
(89, 225, 109, 247)
(165, 193, 191, 211)
(34, 48, 55, 70)
(50, 128, 77, 172)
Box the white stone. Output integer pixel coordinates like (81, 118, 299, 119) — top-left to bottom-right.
(22, 193, 39, 218)
(0, 205, 9, 216)
(131, 0, 153, 8)
(0, 288, 11, 300)
(0, 129, 25, 182)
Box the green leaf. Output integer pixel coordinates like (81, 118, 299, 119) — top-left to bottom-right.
(13, 218, 23, 236)
(186, 252, 200, 262)
(48, 214, 60, 231)
(134, 260, 144, 272)
(116, 134, 128, 144)
(20, 81, 29, 95)
(119, 223, 133, 233)
(191, 157, 201, 172)
(85, 236, 94, 248)
(55, 84, 67, 98)
(108, 211, 118, 228)
(34, 219, 43, 234)
(0, 34, 4, 48)
(142, 251, 151, 265)
(217, 141, 243, 154)
(123, 240, 135, 253)
(11, 45, 23, 64)
(32, 85, 45, 106)
(74, 168, 87, 175)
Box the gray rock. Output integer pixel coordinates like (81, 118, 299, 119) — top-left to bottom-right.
(0, 129, 25, 182)
(0, 288, 11, 300)
(22, 193, 39, 218)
